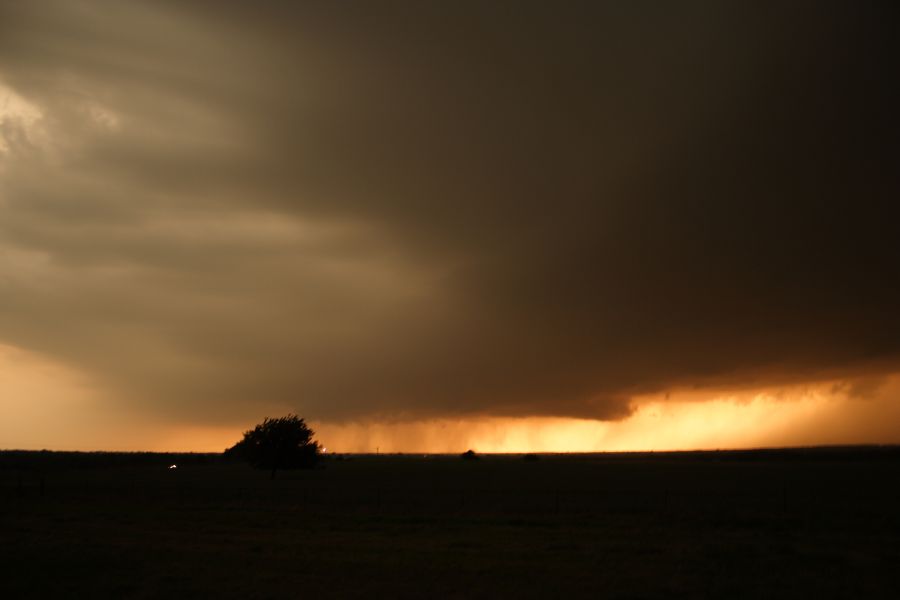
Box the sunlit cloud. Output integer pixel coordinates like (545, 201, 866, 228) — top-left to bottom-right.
(314, 378, 900, 454)
(0, 81, 44, 154)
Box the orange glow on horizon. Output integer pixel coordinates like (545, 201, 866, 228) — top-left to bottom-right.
(2, 342, 900, 453)
(313, 381, 900, 454)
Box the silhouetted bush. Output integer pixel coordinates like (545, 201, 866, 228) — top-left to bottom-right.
(225, 414, 320, 478)
(461, 449, 479, 460)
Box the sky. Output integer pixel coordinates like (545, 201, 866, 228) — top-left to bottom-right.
(1, 1, 898, 452)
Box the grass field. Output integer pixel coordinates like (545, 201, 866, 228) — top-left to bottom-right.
(2, 448, 899, 598)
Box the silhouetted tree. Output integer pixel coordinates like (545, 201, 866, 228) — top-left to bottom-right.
(225, 415, 320, 478)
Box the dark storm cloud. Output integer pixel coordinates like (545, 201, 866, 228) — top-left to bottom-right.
(1, 1, 897, 423)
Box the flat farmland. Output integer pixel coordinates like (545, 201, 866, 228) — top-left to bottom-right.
(2, 449, 899, 598)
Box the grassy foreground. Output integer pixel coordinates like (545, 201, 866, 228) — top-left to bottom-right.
(2, 448, 899, 598)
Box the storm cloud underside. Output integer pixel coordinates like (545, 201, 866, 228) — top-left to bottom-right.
(1, 1, 898, 429)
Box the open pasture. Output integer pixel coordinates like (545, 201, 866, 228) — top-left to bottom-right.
(2, 449, 899, 598)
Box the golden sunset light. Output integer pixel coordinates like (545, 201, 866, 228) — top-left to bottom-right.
(307, 378, 900, 453)
(5, 337, 898, 452)
(2, 1, 898, 456)
(2, 3, 898, 595)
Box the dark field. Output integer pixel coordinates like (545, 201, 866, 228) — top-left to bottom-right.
(3, 448, 900, 599)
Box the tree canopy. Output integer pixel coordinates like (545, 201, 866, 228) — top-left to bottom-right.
(225, 415, 320, 477)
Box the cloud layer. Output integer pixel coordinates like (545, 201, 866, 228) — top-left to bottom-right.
(1, 1, 898, 427)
